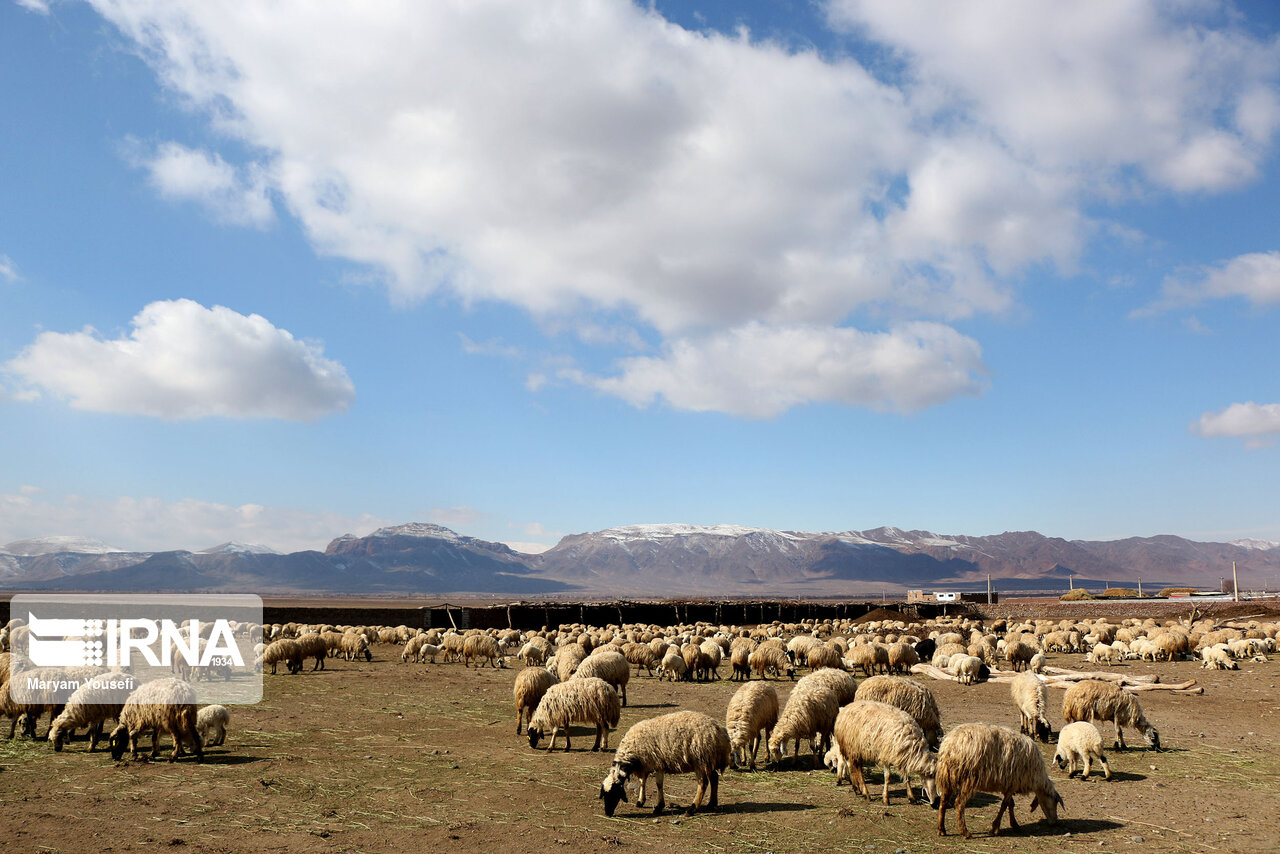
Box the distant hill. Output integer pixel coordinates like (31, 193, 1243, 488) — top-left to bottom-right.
(2, 521, 1277, 596)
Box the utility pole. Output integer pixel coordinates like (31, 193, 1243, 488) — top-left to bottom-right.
(1233, 561, 1240, 602)
(987, 574, 992, 605)
(1138, 578, 1142, 598)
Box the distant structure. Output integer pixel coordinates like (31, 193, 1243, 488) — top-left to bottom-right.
(906, 589, 996, 605)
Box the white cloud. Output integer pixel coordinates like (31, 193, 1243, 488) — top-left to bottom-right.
(134, 141, 274, 227)
(427, 505, 486, 529)
(4, 298, 354, 420)
(0, 490, 391, 553)
(503, 541, 555, 555)
(80, 2, 1280, 416)
(581, 321, 985, 417)
(0, 254, 19, 282)
(458, 333, 521, 360)
(1193, 401, 1280, 448)
(1148, 251, 1280, 312)
(15, 0, 50, 14)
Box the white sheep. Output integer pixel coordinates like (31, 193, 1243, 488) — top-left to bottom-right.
(853, 675, 942, 748)
(108, 678, 203, 763)
(527, 677, 620, 752)
(828, 700, 938, 806)
(514, 667, 558, 735)
(1053, 721, 1110, 780)
(48, 671, 132, 752)
(935, 723, 1064, 838)
(196, 704, 230, 747)
(1010, 671, 1053, 742)
(573, 649, 630, 706)
(951, 654, 984, 685)
(768, 679, 839, 768)
(599, 711, 731, 817)
(725, 681, 778, 770)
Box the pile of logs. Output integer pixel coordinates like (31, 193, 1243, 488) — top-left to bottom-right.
(909, 662, 1203, 695)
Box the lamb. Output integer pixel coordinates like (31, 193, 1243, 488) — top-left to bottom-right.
(725, 681, 778, 770)
(748, 645, 795, 680)
(514, 667, 558, 735)
(1089, 643, 1117, 666)
(951, 655, 984, 685)
(657, 652, 687, 682)
(1010, 671, 1053, 742)
(935, 723, 1063, 838)
(768, 679, 839, 768)
(1062, 680, 1161, 751)
(401, 635, 429, 663)
(599, 711, 731, 817)
(462, 634, 504, 668)
(1028, 653, 1046, 673)
(1053, 721, 1110, 780)
(526, 677, 621, 752)
(196, 704, 230, 747)
(108, 677, 204, 763)
(854, 675, 943, 748)
(1201, 645, 1238, 670)
(828, 700, 938, 806)
(259, 639, 304, 674)
(48, 671, 131, 752)
(574, 649, 630, 706)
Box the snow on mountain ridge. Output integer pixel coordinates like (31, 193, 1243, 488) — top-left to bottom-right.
(199, 542, 279, 555)
(1232, 538, 1280, 551)
(598, 523, 805, 542)
(369, 522, 463, 542)
(2, 536, 127, 556)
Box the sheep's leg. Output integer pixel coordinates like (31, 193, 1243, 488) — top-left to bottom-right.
(634, 773, 648, 807)
(652, 771, 666, 815)
(516, 706, 524, 735)
(1099, 754, 1112, 780)
(990, 795, 1013, 835)
(1114, 719, 1127, 751)
(936, 786, 951, 836)
(688, 774, 706, 816)
(850, 761, 869, 800)
(592, 723, 603, 752)
(1082, 755, 1092, 778)
(546, 726, 559, 752)
(748, 734, 759, 769)
(882, 766, 893, 805)
(621, 683, 627, 707)
(708, 770, 719, 809)
(955, 782, 977, 839)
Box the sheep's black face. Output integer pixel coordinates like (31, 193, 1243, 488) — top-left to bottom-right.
(528, 727, 542, 749)
(1052, 753, 1066, 769)
(1147, 729, 1162, 752)
(1034, 720, 1053, 743)
(600, 768, 629, 817)
(362, 649, 372, 662)
(109, 731, 127, 761)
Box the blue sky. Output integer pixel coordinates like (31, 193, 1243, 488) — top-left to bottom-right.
(2, 0, 1279, 554)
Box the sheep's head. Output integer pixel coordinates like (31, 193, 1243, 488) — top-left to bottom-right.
(921, 776, 939, 808)
(108, 726, 129, 761)
(1028, 786, 1064, 823)
(599, 763, 632, 816)
(1052, 750, 1067, 770)
(1145, 727, 1162, 752)
(1034, 719, 1053, 743)
(50, 724, 66, 752)
(527, 726, 543, 749)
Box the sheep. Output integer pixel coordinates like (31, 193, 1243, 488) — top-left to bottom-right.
(1028, 653, 1046, 673)
(768, 679, 839, 768)
(260, 639, 304, 674)
(622, 642, 658, 676)
(1062, 680, 1161, 752)
(725, 681, 778, 770)
(514, 667, 558, 735)
(196, 704, 230, 747)
(518, 641, 548, 667)
(799, 668, 857, 706)
(657, 652, 687, 682)
(1089, 643, 1117, 666)
(341, 632, 372, 662)
(574, 649, 630, 706)
(805, 643, 844, 671)
(748, 645, 795, 680)
(526, 677, 621, 752)
(698, 640, 724, 681)
(854, 675, 943, 748)
(2, 665, 71, 739)
(828, 700, 938, 806)
(1004, 639, 1037, 672)
(48, 671, 131, 752)
(460, 634, 502, 669)
(729, 644, 753, 681)
(935, 723, 1063, 838)
(887, 641, 920, 674)
(1053, 721, 1111, 780)
(599, 711, 731, 817)
(295, 632, 328, 670)
(1010, 671, 1053, 743)
(951, 655, 984, 685)
(553, 643, 587, 682)
(108, 677, 203, 763)
(1201, 645, 1238, 670)
(401, 635, 429, 663)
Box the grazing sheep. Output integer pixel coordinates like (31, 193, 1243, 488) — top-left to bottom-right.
(725, 681, 778, 770)
(854, 675, 943, 748)
(527, 677, 621, 752)
(599, 711, 731, 817)
(574, 650, 630, 706)
(805, 643, 844, 671)
(1028, 653, 1046, 673)
(108, 678, 203, 763)
(1010, 671, 1053, 743)
(935, 723, 1063, 838)
(622, 642, 658, 676)
(1089, 643, 1117, 666)
(48, 671, 131, 752)
(2, 665, 71, 739)
(341, 632, 372, 662)
(1062, 680, 1161, 751)
(260, 639, 304, 674)
(798, 668, 857, 706)
(514, 667, 558, 735)
(828, 700, 938, 806)
(748, 645, 795, 680)
(196, 704, 230, 747)
(698, 640, 724, 681)
(462, 634, 504, 668)
(768, 679, 839, 768)
(658, 652, 688, 682)
(887, 642, 920, 674)
(729, 644, 753, 681)
(553, 644, 588, 682)
(951, 655, 984, 685)
(1004, 640, 1038, 672)
(1201, 645, 1238, 670)
(295, 633, 328, 671)
(1053, 721, 1110, 780)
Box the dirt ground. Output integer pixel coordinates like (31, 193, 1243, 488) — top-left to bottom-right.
(1, 640, 1278, 854)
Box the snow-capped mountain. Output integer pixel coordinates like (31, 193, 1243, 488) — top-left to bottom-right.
(2, 536, 126, 556)
(1231, 538, 1280, 551)
(3, 521, 1279, 595)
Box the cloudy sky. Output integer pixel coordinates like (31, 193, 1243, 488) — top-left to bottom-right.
(2, 0, 1279, 554)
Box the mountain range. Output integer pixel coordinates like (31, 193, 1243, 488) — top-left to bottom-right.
(2, 522, 1278, 597)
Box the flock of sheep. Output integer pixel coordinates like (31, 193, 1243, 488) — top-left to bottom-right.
(3, 610, 1276, 839)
